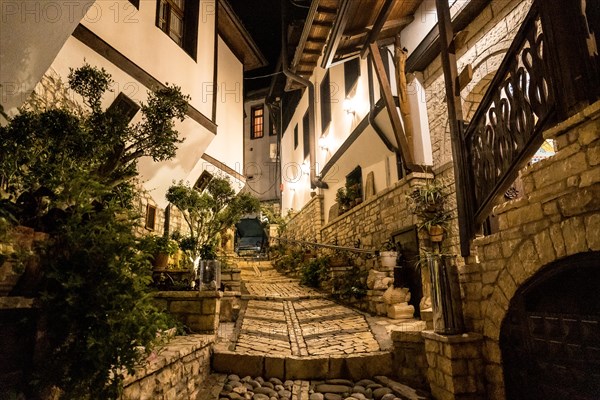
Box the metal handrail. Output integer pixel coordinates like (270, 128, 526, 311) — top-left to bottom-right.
(271, 236, 379, 255)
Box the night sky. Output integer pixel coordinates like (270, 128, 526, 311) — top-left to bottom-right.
(229, 0, 309, 92)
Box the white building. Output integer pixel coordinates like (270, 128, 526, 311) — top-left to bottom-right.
(1, 0, 265, 233)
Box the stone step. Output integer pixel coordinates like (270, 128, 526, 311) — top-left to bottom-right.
(212, 350, 394, 382)
(240, 294, 326, 301)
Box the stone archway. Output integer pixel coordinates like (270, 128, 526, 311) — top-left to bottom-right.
(500, 251, 600, 399)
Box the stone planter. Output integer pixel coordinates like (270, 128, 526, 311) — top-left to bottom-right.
(379, 251, 398, 269)
(152, 269, 195, 291)
(153, 291, 222, 334)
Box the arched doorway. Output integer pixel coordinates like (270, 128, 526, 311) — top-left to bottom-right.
(500, 252, 600, 399)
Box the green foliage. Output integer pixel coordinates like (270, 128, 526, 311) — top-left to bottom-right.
(0, 64, 189, 398)
(0, 63, 189, 230)
(166, 178, 259, 260)
(139, 234, 179, 256)
(300, 256, 329, 288)
(332, 265, 368, 299)
(37, 204, 176, 399)
(408, 179, 451, 232)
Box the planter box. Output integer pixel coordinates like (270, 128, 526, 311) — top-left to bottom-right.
(153, 291, 222, 334)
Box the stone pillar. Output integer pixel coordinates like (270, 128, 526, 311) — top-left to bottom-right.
(391, 331, 428, 389)
(422, 331, 484, 400)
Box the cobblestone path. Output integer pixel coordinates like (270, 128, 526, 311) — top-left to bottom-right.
(230, 260, 382, 357)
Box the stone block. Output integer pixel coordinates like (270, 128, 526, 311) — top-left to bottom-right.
(533, 230, 556, 266)
(212, 352, 263, 377)
(186, 315, 217, 333)
(585, 213, 600, 250)
(562, 217, 588, 255)
(345, 352, 392, 380)
(285, 356, 328, 380)
(328, 355, 346, 379)
(578, 118, 600, 146)
(558, 186, 600, 217)
(202, 298, 217, 314)
(170, 300, 202, 314)
(264, 355, 285, 380)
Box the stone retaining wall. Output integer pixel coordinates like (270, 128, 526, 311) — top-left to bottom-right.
(122, 335, 213, 400)
(282, 195, 325, 243)
(153, 291, 222, 334)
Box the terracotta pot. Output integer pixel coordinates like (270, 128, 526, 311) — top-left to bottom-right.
(428, 225, 445, 242)
(153, 253, 170, 269)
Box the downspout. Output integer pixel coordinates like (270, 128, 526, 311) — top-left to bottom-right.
(281, 3, 327, 189)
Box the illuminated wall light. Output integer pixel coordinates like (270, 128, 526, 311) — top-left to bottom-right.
(343, 98, 355, 115)
(301, 162, 310, 176)
(318, 136, 329, 151)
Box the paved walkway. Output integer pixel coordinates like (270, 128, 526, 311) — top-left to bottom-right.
(218, 260, 425, 357)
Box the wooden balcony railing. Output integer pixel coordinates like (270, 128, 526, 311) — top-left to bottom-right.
(458, 0, 600, 246)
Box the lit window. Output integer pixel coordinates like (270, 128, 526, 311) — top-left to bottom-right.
(320, 71, 332, 132)
(251, 106, 264, 139)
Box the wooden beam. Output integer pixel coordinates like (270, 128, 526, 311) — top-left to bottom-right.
(312, 20, 333, 28)
(307, 36, 327, 45)
(317, 6, 337, 15)
(304, 49, 322, 55)
(435, 0, 474, 257)
(345, 16, 415, 39)
(321, 0, 352, 69)
(369, 42, 414, 168)
(458, 63, 473, 91)
(360, 0, 395, 58)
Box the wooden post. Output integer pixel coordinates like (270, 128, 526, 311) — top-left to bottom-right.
(369, 41, 415, 169)
(395, 34, 414, 158)
(435, 0, 474, 257)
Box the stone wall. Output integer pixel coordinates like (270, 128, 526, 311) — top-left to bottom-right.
(459, 102, 600, 399)
(153, 291, 222, 334)
(282, 195, 325, 243)
(122, 335, 213, 400)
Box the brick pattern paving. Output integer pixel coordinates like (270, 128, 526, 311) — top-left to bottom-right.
(232, 261, 382, 357)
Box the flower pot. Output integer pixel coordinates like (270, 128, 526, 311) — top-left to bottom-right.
(428, 225, 445, 242)
(153, 252, 170, 269)
(379, 251, 398, 268)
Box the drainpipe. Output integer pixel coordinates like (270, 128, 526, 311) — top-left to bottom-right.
(281, 3, 328, 190)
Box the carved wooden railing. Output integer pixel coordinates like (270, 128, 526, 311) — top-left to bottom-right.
(460, 0, 600, 233)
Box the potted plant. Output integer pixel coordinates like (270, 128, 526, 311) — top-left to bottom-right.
(408, 180, 451, 242)
(379, 240, 399, 268)
(140, 234, 179, 269)
(336, 187, 352, 212)
(166, 177, 259, 290)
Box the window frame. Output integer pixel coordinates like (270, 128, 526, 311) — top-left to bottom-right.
(145, 204, 157, 231)
(344, 57, 361, 96)
(156, 0, 199, 59)
(320, 71, 332, 133)
(302, 110, 310, 160)
(250, 105, 265, 139)
(294, 124, 299, 150)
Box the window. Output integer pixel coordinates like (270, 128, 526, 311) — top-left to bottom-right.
(156, 0, 199, 58)
(107, 92, 140, 122)
(344, 58, 360, 96)
(294, 124, 298, 150)
(194, 171, 213, 191)
(302, 111, 310, 160)
(320, 71, 331, 132)
(251, 105, 264, 139)
(347, 166, 363, 200)
(145, 204, 157, 230)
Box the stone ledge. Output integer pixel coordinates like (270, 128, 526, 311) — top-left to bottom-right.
(154, 290, 223, 299)
(0, 296, 36, 309)
(392, 330, 425, 343)
(124, 334, 214, 384)
(544, 100, 600, 140)
(421, 331, 483, 344)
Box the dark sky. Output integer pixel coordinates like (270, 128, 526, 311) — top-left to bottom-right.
(229, 0, 309, 92)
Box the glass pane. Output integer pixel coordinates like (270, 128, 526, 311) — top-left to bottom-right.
(158, 1, 168, 30)
(169, 13, 183, 45)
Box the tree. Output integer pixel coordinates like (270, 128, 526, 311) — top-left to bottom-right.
(166, 178, 259, 272)
(0, 64, 188, 398)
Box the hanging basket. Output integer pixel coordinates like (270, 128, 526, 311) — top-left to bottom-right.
(427, 225, 445, 242)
